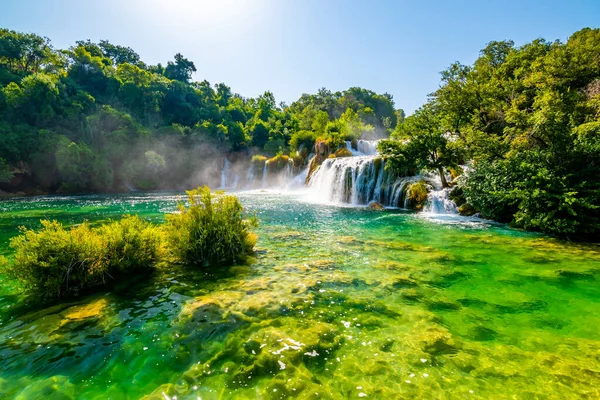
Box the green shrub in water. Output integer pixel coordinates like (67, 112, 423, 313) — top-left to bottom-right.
(3, 215, 161, 299)
(164, 186, 257, 267)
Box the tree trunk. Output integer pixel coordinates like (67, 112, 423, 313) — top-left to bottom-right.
(438, 167, 448, 188)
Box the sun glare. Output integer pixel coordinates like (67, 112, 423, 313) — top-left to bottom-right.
(142, 0, 258, 31)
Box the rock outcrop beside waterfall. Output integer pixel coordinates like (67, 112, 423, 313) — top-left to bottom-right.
(306, 140, 330, 183)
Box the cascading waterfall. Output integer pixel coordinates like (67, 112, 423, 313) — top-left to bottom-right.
(219, 159, 241, 189)
(261, 162, 269, 188)
(216, 142, 458, 214)
(308, 139, 412, 207)
(220, 158, 230, 189)
(423, 188, 458, 214)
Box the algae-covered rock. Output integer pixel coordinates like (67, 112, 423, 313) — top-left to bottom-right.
(334, 148, 353, 158)
(273, 231, 305, 240)
(60, 297, 109, 326)
(368, 201, 384, 210)
(15, 376, 75, 400)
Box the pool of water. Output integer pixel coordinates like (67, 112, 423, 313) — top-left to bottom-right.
(0, 191, 599, 399)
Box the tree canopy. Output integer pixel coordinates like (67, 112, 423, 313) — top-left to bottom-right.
(0, 28, 397, 193)
(380, 28, 600, 240)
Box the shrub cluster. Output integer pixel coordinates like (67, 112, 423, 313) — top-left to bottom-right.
(1, 187, 257, 299)
(2, 216, 161, 298)
(164, 186, 257, 267)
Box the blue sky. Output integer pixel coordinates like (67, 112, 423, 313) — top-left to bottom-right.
(1, 0, 599, 114)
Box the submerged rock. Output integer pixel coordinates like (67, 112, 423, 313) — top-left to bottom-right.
(368, 201, 384, 210)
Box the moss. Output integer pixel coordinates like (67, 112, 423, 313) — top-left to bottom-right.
(334, 148, 353, 158)
(368, 201, 385, 210)
(328, 154, 336, 159)
(406, 180, 429, 211)
(250, 155, 267, 168)
(292, 155, 304, 169)
(449, 166, 464, 180)
(61, 298, 109, 324)
(266, 154, 290, 173)
(373, 157, 382, 171)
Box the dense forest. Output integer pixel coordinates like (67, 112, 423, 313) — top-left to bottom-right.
(380, 28, 600, 240)
(0, 28, 399, 193)
(1, 27, 599, 240)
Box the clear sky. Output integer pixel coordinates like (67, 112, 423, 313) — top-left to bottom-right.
(1, 0, 599, 114)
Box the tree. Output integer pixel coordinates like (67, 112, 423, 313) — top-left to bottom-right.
(98, 39, 141, 66)
(164, 53, 196, 83)
(382, 103, 463, 188)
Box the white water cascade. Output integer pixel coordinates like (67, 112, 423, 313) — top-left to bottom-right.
(216, 141, 458, 214)
(219, 159, 240, 190)
(423, 187, 458, 214)
(307, 141, 410, 206)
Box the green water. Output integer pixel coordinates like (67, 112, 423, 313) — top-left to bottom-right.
(0, 192, 599, 399)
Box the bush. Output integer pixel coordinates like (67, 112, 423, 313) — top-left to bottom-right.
(406, 180, 429, 210)
(266, 153, 290, 173)
(3, 215, 161, 299)
(164, 186, 257, 267)
(290, 130, 318, 152)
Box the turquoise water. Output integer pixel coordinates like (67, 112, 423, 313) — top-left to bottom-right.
(0, 192, 599, 399)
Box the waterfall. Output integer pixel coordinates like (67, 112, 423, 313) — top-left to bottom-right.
(357, 139, 379, 156)
(424, 188, 458, 214)
(344, 140, 380, 156)
(220, 158, 230, 189)
(218, 158, 242, 190)
(261, 162, 268, 188)
(247, 164, 255, 187)
(307, 156, 408, 206)
(287, 167, 309, 189)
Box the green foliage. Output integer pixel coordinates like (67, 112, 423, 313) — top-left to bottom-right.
(290, 130, 318, 152)
(120, 150, 167, 190)
(0, 27, 399, 194)
(383, 28, 600, 240)
(0, 157, 13, 182)
(164, 53, 197, 83)
(406, 181, 429, 211)
(55, 137, 113, 192)
(266, 153, 291, 173)
(164, 187, 257, 267)
(4, 216, 161, 299)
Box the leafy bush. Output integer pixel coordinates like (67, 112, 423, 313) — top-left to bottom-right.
(266, 153, 290, 173)
(290, 130, 318, 152)
(3, 215, 161, 299)
(164, 186, 257, 267)
(406, 181, 429, 210)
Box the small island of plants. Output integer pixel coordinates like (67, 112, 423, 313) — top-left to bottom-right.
(0, 187, 257, 299)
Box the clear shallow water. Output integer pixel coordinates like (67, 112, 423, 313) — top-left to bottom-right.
(0, 192, 599, 399)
